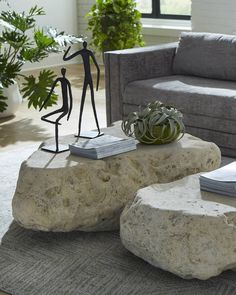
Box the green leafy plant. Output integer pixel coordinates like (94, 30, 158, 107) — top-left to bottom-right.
(87, 0, 144, 52)
(122, 100, 185, 144)
(0, 5, 82, 112)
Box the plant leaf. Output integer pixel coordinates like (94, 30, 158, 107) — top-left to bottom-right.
(0, 6, 45, 33)
(21, 70, 58, 109)
(86, 0, 144, 52)
(121, 100, 185, 144)
(0, 19, 15, 31)
(0, 89, 8, 112)
(0, 30, 29, 49)
(46, 27, 84, 47)
(29, 6, 45, 17)
(0, 54, 23, 86)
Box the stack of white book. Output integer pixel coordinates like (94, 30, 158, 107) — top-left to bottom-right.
(199, 161, 236, 197)
(69, 134, 137, 159)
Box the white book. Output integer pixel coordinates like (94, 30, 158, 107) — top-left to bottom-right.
(200, 161, 236, 182)
(199, 161, 236, 197)
(69, 134, 137, 159)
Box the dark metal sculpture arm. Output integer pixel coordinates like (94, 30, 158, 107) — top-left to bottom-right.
(39, 79, 58, 111)
(63, 46, 81, 61)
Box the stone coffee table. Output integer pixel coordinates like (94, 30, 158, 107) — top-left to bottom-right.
(120, 174, 236, 280)
(12, 122, 221, 232)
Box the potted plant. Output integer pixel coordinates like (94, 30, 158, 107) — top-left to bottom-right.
(86, 0, 144, 53)
(0, 5, 82, 117)
(122, 100, 185, 144)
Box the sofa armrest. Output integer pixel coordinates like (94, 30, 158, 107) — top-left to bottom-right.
(104, 42, 177, 125)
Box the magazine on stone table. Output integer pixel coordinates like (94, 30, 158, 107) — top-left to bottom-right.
(199, 161, 236, 197)
(69, 134, 137, 159)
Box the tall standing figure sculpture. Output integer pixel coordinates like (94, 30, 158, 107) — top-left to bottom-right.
(63, 41, 103, 138)
(39, 68, 73, 153)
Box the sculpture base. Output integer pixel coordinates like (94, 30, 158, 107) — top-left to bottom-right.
(41, 144, 69, 153)
(76, 131, 104, 139)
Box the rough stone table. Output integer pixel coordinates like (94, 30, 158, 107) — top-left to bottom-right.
(12, 122, 221, 232)
(120, 174, 236, 280)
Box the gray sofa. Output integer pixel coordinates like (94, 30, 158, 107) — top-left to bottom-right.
(104, 32, 236, 157)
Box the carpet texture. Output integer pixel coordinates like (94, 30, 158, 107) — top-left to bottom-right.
(1, 223, 236, 295)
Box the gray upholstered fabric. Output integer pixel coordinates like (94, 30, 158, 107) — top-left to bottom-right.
(123, 75, 236, 121)
(104, 34, 236, 156)
(123, 104, 236, 135)
(104, 43, 177, 124)
(173, 32, 236, 81)
(186, 127, 236, 158)
(123, 75, 236, 155)
(123, 106, 236, 156)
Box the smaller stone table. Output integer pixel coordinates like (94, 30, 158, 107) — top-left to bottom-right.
(12, 122, 221, 232)
(120, 174, 236, 280)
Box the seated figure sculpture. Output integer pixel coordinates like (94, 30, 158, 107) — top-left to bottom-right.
(39, 68, 73, 153)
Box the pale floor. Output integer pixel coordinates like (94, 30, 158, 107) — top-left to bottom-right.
(0, 64, 106, 295)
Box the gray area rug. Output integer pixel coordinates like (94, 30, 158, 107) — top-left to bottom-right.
(1, 223, 236, 295)
(1, 146, 236, 295)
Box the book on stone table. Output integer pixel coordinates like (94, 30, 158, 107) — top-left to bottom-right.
(69, 134, 137, 159)
(199, 161, 236, 197)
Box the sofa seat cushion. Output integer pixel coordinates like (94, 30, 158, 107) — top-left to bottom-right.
(173, 32, 236, 81)
(124, 102, 236, 154)
(123, 75, 236, 122)
(123, 103, 236, 135)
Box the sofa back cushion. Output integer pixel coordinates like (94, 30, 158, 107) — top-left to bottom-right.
(173, 32, 236, 81)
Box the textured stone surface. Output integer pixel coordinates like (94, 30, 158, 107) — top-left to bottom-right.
(120, 174, 236, 280)
(12, 122, 221, 232)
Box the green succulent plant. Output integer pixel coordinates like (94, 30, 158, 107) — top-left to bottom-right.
(0, 5, 82, 112)
(86, 0, 144, 53)
(122, 100, 185, 144)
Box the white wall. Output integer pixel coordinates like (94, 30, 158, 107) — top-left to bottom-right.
(78, 0, 94, 39)
(2, 0, 78, 34)
(0, 0, 79, 69)
(192, 0, 236, 34)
